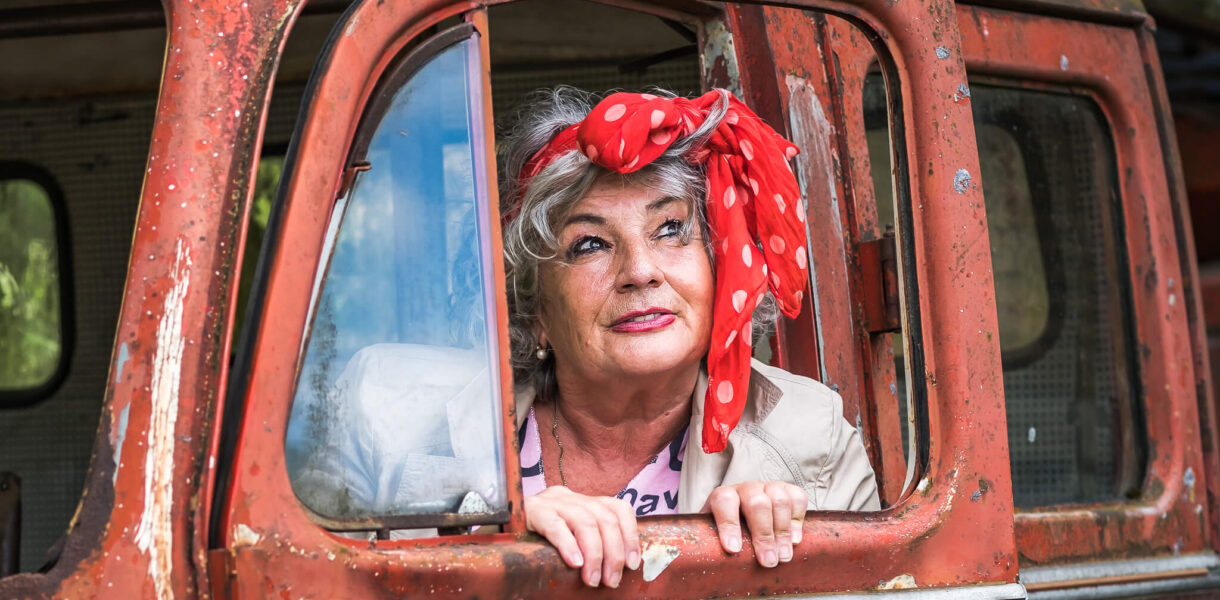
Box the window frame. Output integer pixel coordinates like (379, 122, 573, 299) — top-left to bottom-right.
(955, 3, 1217, 570)
(289, 21, 512, 532)
(0, 161, 74, 408)
(214, 0, 1021, 597)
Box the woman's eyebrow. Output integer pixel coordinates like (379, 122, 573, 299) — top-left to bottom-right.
(563, 213, 606, 227)
(647, 196, 682, 212)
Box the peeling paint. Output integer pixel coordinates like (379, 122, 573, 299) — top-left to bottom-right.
(113, 403, 131, 485)
(786, 74, 838, 382)
(935, 45, 950, 59)
(233, 523, 263, 547)
(953, 168, 972, 194)
(115, 342, 130, 383)
(700, 19, 742, 97)
(954, 83, 970, 102)
(1059, 54, 1069, 70)
(1184, 467, 1196, 502)
(133, 238, 191, 600)
(641, 542, 680, 582)
(879, 574, 917, 590)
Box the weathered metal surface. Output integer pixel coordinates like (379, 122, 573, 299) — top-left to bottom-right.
(959, 0, 1146, 25)
(1139, 23, 1220, 558)
(821, 14, 913, 507)
(957, 4, 1214, 566)
(0, 472, 19, 578)
(0, 0, 301, 597)
(209, 0, 1018, 597)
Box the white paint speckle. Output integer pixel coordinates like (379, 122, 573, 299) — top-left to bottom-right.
(935, 46, 950, 60)
(1169, 293, 1177, 306)
(1060, 55, 1069, 71)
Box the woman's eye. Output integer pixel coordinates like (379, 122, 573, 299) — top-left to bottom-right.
(657, 219, 684, 239)
(569, 236, 609, 257)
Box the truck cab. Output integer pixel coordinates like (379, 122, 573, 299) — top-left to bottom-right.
(0, 0, 1217, 597)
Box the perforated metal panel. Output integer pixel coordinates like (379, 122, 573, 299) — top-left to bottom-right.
(490, 59, 702, 126)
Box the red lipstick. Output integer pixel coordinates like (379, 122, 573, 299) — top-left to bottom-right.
(609, 308, 676, 333)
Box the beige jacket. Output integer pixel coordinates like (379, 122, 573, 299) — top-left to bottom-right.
(514, 359, 881, 513)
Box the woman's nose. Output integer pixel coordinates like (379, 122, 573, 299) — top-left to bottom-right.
(614, 239, 664, 291)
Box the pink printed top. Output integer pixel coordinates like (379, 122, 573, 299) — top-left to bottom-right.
(518, 406, 689, 516)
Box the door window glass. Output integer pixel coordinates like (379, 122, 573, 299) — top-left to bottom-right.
(970, 84, 1143, 507)
(0, 177, 65, 395)
(285, 37, 507, 522)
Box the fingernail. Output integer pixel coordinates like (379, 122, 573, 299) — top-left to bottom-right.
(793, 526, 803, 544)
(571, 550, 584, 567)
(628, 551, 641, 570)
(607, 571, 621, 588)
(779, 544, 793, 562)
(763, 550, 778, 568)
(728, 535, 742, 553)
(588, 570, 601, 587)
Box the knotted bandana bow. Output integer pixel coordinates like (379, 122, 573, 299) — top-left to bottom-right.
(510, 90, 808, 453)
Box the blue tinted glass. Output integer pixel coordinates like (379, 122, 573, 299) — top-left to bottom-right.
(286, 39, 505, 520)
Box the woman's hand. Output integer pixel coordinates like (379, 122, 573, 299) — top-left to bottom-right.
(524, 486, 641, 588)
(706, 481, 809, 568)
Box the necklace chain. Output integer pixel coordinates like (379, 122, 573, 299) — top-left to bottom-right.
(551, 399, 568, 487)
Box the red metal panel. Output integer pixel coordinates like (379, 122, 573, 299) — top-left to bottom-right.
(0, 0, 301, 598)
(1138, 24, 1220, 556)
(957, 4, 1214, 564)
(214, 0, 1018, 597)
(823, 15, 912, 507)
(767, 9, 912, 506)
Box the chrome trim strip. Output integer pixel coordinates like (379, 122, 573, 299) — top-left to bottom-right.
(784, 582, 1028, 599)
(1021, 553, 1219, 587)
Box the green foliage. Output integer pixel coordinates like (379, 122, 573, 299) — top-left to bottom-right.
(0, 180, 61, 389)
(232, 156, 284, 341)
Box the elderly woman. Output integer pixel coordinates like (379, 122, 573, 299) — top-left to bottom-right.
(500, 88, 879, 589)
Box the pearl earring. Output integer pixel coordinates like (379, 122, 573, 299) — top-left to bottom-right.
(536, 345, 549, 360)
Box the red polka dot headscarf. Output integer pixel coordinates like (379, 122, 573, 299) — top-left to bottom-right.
(508, 90, 808, 454)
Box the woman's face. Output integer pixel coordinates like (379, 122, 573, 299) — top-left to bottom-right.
(537, 177, 714, 383)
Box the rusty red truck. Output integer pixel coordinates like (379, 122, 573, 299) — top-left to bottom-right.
(1, 0, 1218, 598)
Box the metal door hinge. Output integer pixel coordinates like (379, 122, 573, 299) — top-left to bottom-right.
(859, 227, 900, 334)
(207, 548, 235, 600)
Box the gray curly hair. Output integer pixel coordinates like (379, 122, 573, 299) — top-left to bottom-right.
(499, 87, 777, 395)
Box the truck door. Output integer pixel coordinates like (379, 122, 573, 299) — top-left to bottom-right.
(210, 0, 1023, 597)
(824, 1, 1220, 595)
(954, 4, 1220, 594)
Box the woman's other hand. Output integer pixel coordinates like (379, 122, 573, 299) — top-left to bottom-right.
(524, 486, 641, 588)
(706, 481, 808, 568)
